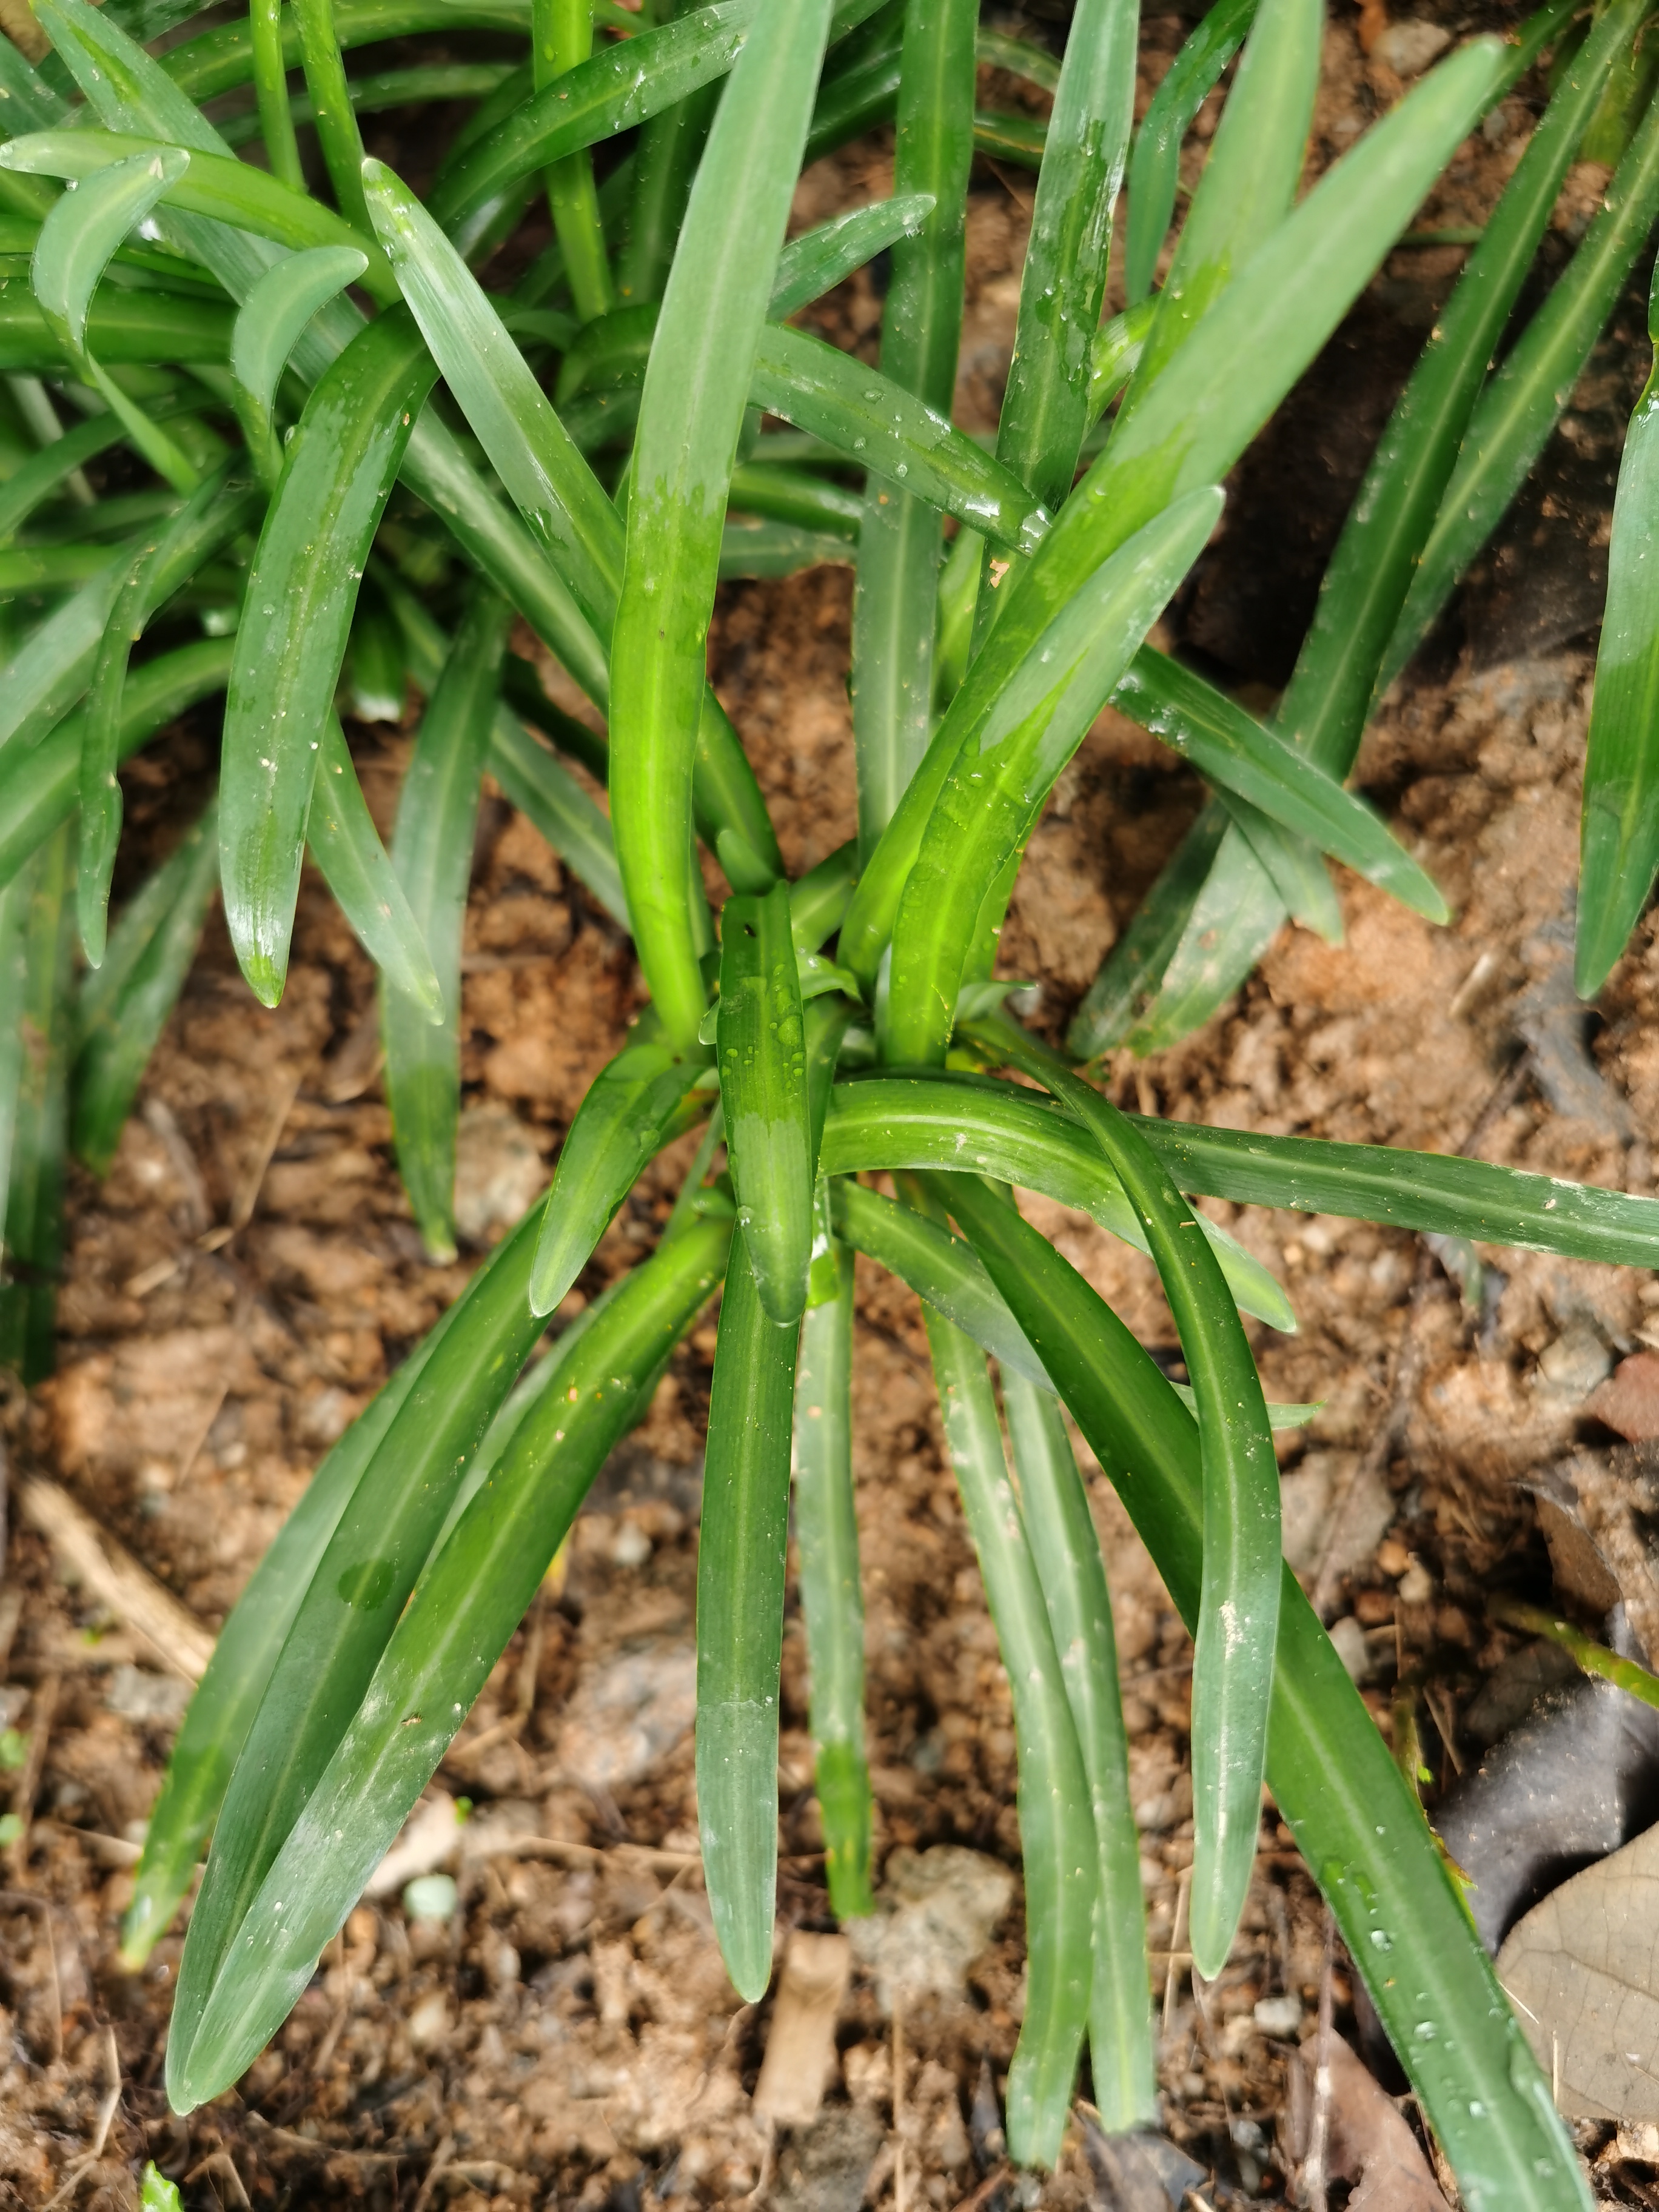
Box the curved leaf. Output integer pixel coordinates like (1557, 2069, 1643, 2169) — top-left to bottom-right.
(220, 306, 437, 1007)
(1124, 0, 1257, 304)
(530, 1039, 706, 1316)
(821, 1071, 1659, 1271)
(609, 0, 833, 1050)
(883, 485, 1221, 1064)
(231, 243, 369, 483)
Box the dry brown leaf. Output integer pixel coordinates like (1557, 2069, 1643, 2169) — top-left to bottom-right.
(1496, 1819, 1659, 2121)
(1287, 2037, 1450, 2210)
(751, 1930, 850, 2127)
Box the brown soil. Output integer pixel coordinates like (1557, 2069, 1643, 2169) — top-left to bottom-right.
(4, 11, 1658, 2211)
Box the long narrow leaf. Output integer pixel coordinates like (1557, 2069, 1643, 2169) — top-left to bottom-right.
(884, 486, 1221, 1064)
(998, 1361, 1156, 2131)
(79, 465, 262, 965)
(992, 0, 1135, 515)
(1579, 259, 1659, 994)
(978, 1036, 1278, 1980)
(719, 879, 814, 1324)
(1124, 0, 1256, 304)
(361, 159, 780, 879)
(72, 799, 218, 1176)
(830, 1173, 1051, 1387)
(698, 1244, 797, 2000)
(231, 244, 369, 483)
(1121, 0, 1319, 410)
(751, 323, 1048, 555)
(383, 587, 510, 1259)
(173, 1215, 732, 2102)
(792, 1241, 874, 1918)
(1108, 0, 1635, 1051)
(911, 1225, 1094, 2168)
(529, 1039, 708, 1315)
(1382, 74, 1659, 695)
(1111, 649, 1447, 918)
(0, 638, 234, 893)
(308, 716, 443, 1016)
(943, 1179, 1590, 2212)
(168, 1193, 556, 2105)
(849, 0, 976, 854)
(822, 1071, 1659, 1270)
(609, 0, 833, 1049)
(220, 307, 437, 1007)
(2, 132, 394, 300)
(839, 36, 1507, 995)
(0, 816, 73, 1383)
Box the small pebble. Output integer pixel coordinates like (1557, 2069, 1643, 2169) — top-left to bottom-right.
(403, 1872, 458, 1925)
(1253, 1994, 1302, 2038)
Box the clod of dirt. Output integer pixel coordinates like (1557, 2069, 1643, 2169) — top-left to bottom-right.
(1530, 1448, 1659, 1664)
(553, 1637, 697, 1795)
(1533, 1320, 1615, 1401)
(845, 1844, 1014, 2014)
(769, 2105, 886, 2212)
(1434, 1669, 1659, 1951)
(1496, 1820, 1659, 2120)
(1587, 1353, 1659, 1443)
(1284, 2036, 1451, 2208)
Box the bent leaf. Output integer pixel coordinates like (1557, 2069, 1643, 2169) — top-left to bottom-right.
(232, 243, 369, 483)
(220, 306, 437, 1007)
(530, 1038, 706, 1316)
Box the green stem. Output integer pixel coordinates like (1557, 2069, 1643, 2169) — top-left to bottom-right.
(534, 0, 613, 320)
(293, 0, 370, 232)
(1490, 1597, 1659, 1711)
(249, 0, 303, 189)
(850, 0, 976, 860)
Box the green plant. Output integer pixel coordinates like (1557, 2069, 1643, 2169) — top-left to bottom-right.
(0, 0, 1652, 2196)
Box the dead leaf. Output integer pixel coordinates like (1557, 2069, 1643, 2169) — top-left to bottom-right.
(752, 1931, 850, 2128)
(1286, 2037, 1451, 2210)
(1496, 1819, 1659, 2120)
(1529, 1445, 1659, 1664)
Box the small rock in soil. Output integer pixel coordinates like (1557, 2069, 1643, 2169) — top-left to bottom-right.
(845, 1843, 1014, 2013)
(104, 1663, 189, 1726)
(554, 1637, 697, 1794)
(1587, 1353, 1659, 1443)
(452, 1101, 546, 1245)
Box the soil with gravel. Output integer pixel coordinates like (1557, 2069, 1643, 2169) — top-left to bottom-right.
(5, 7, 1659, 2209)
